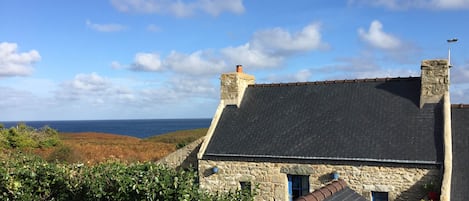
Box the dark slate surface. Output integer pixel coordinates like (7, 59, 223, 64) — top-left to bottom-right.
(451, 107, 469, 201)
(324, 187, 368, 201)
(204, 78, 444, 164)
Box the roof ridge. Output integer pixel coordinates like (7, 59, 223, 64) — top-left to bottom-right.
(451, 104, 469, 109)
(295, 179, 347, 201)
(250, 77, 419, 88)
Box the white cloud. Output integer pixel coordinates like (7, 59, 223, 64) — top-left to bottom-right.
(221, 44, 283, 68)
(294, 69, 313, 82)
(358, 20, 402, 50)
(123, 50, 226, 75)
(137, 76, 217, 105)
(263, 69, 314, 83)
(310, 52, 419, 81)
(0, 87, 36, 107)
(0, 86, 54, 120)
(146, 24, 160, 32)
(222, 22, 327, 68)
(168, 76, 216, 96)
(451, 83, 469, 103)
(56, 73, 112, 101)
(68, 73, 110, 91)
(164, 51, 227, 75)
(349, 0, 469, 10)
(130, 52, 163, 71)
(86, 20, 127, 32)
(122, 22, 326, 75)
(325, 53, 380, 72)
(199, 0, 244, 16)
(433, 0, 469, 9)
(110, 0, 245, 17)
(349, 68, 418, 79)
(111, 61, 125, 69)
(0, 42, 41, 77)
(452, 63, 469, 84)
(251, 23, 326, 54)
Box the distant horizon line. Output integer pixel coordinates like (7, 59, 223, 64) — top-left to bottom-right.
(1, 117, 212, 123)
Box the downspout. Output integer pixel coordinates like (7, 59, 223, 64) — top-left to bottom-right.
(440, 92, 452, 201)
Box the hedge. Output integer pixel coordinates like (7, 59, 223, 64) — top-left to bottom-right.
(0, 153, 256, 201)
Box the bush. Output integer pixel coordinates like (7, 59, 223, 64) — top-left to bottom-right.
(0, 128, 8, 148)
(47, 145, 84, 164)
(0, 123, 60, 149)
(0, 153, 257, 201)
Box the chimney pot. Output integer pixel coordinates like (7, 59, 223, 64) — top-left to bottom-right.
(236, 65, 243, 73)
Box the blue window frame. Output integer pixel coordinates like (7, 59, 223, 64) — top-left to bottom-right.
(372, 191, 388, 201)
(288, 175, 309, 201)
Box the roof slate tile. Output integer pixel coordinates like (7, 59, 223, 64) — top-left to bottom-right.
(204, 77, 443, 164)
(451, 107, 469, 200)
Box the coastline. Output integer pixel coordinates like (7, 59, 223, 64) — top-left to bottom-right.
(1, 118, 211, 138)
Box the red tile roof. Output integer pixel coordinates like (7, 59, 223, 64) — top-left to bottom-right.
(296, 179, 368, 201)
(295, 180, 347, 201)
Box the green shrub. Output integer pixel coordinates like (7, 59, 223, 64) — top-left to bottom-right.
(47, 145, 84, 164)
(0, 128, 8, 148)
(36, 126, 61, 148)
(0, 153, 257, 201)
(1, 123, 60, 149)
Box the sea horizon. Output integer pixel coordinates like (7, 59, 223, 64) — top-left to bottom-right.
(1, 118, 212, 139)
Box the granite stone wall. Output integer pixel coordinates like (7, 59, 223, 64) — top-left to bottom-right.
(199, 160, 441, 201)
(220, 72, 255, 106)
(420, 59, 449, 107)
(157, 137, 204, 170)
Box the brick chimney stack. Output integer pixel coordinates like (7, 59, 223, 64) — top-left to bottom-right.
(220, 65, 255, 107)
(420, 59, 450, 108)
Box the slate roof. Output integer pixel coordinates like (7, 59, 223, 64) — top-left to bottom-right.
(295, 180, 367, 201)
(450, 104, 469, 201)
(203, 77, 444, 165)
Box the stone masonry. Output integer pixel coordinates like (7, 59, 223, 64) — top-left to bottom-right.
(158, 137, 204, 170)
(420, 59, 449, 108)
(220, 65, 255, 107)
(199, 160, 441, 201)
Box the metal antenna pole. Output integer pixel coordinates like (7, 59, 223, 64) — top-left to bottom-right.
(447, 38, 458, 67)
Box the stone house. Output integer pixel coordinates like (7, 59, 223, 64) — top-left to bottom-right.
(194, 59, 469, 201)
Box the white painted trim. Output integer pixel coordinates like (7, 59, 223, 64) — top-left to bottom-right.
(440, 92, 452, 201)
(197, 101, 226, 159)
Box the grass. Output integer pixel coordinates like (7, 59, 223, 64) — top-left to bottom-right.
(145, 128, 208, 144)
(32, 128, 208, 164)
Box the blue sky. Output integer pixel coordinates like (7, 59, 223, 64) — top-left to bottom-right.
(1, 0, 469, 121)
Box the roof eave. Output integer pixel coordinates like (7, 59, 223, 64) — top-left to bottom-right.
(203, 153, 442, 166)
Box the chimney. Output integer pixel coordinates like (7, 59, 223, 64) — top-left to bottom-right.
(220, 65, 255, 107)
(236, 64, 243, 73)
(420, 59, 450, 108)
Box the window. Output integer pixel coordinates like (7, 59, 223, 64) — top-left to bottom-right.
(372, 191, 388, 201)
(288, 175, 309, 201)
(240, 181, 251, 193)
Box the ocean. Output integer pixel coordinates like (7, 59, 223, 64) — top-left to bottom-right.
(1, 119, 212, 138)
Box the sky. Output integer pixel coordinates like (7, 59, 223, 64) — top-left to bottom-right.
(1, 0, 469, 121)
